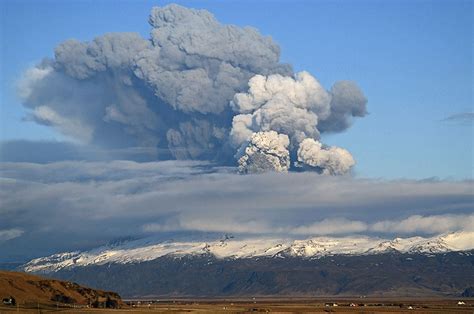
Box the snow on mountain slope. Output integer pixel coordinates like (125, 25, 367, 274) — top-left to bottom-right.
(23, 232, 473, 273)
(283, 237, 377, 257)
(440, 231, 474, 250)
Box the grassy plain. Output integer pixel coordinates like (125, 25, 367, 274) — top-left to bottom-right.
(1, 297, 472, 313)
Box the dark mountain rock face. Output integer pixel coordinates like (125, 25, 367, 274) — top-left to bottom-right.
(36, 251, 474, 298)
(462, 287, 474, 297)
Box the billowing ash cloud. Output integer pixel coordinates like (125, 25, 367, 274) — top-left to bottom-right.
(19, 4, 367, 174)
(296, 138, 355, 175)
(230, 72, 330, 146)
(230, 72, 364, 173)
(237, 131, 290, 173)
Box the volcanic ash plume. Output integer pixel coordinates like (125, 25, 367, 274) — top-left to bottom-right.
(296, 138, 355, 175)
(237, 131, 290, 174)
(18, 4, 367, 175)
(230, 72, 365, 173)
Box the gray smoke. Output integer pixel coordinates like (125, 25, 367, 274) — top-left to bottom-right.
(296, 138, 355, 175)
(237, 131, 290, 174)
(318, 81, 368, 133)
(230, 72, 365, 173)
(18, 4, 367, 174)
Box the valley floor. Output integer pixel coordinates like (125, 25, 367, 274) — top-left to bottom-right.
(1, 298, 472, 313)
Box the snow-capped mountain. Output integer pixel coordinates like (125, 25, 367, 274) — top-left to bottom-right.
(23, 231, 473, 273)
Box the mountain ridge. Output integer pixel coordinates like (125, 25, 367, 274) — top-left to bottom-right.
(22, 231, 474, 273)
(26, 252, 474, 298)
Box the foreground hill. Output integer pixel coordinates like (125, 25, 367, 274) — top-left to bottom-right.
(0, 271, 122, 308)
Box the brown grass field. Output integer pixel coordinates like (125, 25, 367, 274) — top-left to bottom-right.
(1, 269, 472, 313)
(0, 297, 472, 313)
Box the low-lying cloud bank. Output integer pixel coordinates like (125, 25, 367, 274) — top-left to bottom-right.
(143, 214, 474, 236)
(18, 4, 367, 174)
(0, 160, 472, 260)
(0, 140, 161, 163)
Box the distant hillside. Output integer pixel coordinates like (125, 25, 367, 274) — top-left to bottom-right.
(0, 271, 122, 308)
(20, 232, 474, 298)
(45, 252, 474, 298)
(22, 232, 474, 273)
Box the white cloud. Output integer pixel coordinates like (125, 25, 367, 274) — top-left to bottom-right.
(0, 228, 24, 242)
(143, 214, 474, 237)
(291, 218, 368, 235)
(144, 217, 273, 235)
(371, 214, 474, 234)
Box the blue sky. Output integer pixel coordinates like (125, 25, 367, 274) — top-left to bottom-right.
(1, 0, 472, 179)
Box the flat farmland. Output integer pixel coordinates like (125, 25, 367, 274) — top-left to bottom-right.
(1, 298, 472, 313)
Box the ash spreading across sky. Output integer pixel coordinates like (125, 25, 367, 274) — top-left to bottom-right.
(19, 4, 367, 174)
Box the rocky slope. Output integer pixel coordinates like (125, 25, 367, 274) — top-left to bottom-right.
(32, 252, 474, 298)
(17, 232, 474, 298)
